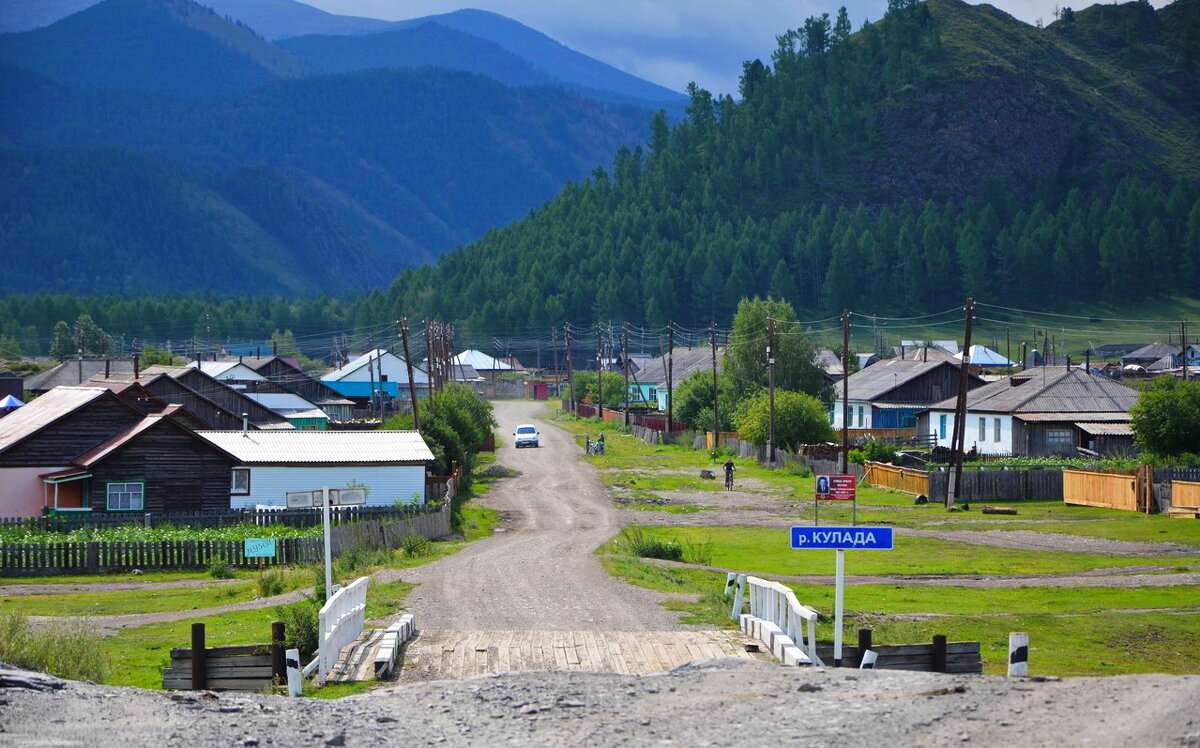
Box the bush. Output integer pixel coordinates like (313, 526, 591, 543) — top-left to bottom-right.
(0, 612, 109, 682)
(847, 448, 866, 464)
(621, 527, 684, 561)
(400, 534, 430, 557)
(207, 558, 235, 579)
(274, 600, 319, 659)
(257, 570, 284, 597)
(862, 439, 898, 463)
(786, 460, 813, 477)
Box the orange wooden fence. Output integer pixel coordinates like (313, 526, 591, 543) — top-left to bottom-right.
(863, 462, 929, 495)
(1174, 481, 1200, 508)
(1062, 469, 1137, 511)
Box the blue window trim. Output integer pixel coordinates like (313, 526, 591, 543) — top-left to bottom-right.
(106, 480, 146, 511)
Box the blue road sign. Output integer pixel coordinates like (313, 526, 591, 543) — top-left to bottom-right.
(790, 526, 894, 550)
(244, 538, 277, 558)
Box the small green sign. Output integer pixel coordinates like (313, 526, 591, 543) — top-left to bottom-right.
(244, 538, 277, 558)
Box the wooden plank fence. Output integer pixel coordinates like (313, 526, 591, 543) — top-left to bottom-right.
(1063, 469, 1137, 511)
(0, 504, 442, 532)
(928, 469, 1064, 503)
(1170, 481, 1200, 518)
(0, 506, 452, 576)
(162, 644, 277, 692)
(863, 462, 930, 495)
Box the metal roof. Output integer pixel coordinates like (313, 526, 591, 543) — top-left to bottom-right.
(955, 345, 1015, 367)
(844, 359, 961, 401)
(453, 350, 513, 372)
(0, 386, 110, 454)
(25, 360, 136, 391)
(189, 361, 267, 381)
(1076, 422, 1134, 436)
(72, 406, 234, 467)
(634, 347, 723, 387)
(196, 430, 434, 463)
(322, 349, 430, 384)
(928, 368, 1139, 414)
(1123, 342, 1179, 361)
(243, 392, 325, 416)
(1014, 412, 1131, 422)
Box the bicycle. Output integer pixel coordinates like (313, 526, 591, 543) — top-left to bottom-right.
(724, 469, 734, 490)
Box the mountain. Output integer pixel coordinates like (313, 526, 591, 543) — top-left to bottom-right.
(0, 58, 651, 294)
(0, 0, 314, 98)
(0, 0, 94, 33)
(372, 0, 1200, 328)
(277, 22, 556, 88)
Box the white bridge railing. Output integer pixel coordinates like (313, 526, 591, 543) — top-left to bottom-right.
(308, 576, 369, 685)
(727, 574, 823, 666)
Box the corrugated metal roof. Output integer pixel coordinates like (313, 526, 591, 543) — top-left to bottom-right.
(453, 350, 513, 372)
(190, 361, 267, 381)
(322, 349, 430, 384)
(0, 386, 110, 454)
(196, 430, 434, 463)
(844, 359, 960, 401)
(928, 368, 1138, 414)
(955, 344, 1015, 366)
(1123, 342, 1179, 361)
(244, 392, 324, 415)
(632, 347, 723, 387)
(1076, 422, 1134, 436)
(25, 360, 136, 391)
(1014, 412, 1131, 422)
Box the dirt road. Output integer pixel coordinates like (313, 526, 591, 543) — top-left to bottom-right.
(383, 401, 685, 631)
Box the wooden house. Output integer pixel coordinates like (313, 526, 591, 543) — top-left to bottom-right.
(321, 349, 430, 406)
(196, 430, 434, 509)
(831, 360, 985, 430)
(237, 355, 355, 421)
(24, 358, 136, 394)
(0, 387, 237, 517)
(919, 367, 1139, 456)
(141, 365, 292, 430)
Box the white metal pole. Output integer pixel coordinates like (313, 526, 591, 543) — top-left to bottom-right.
(322, 486, 332, 605)
(1008, 632, 1030, 676)
(834, 549, 845, 666)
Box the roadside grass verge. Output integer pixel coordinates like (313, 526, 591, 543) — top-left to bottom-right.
(599, 556, 1200, 676)
(600, 525, 1200, 576)
(0, 612, 109, 682)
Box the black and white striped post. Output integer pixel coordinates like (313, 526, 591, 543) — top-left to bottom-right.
(285, 648, 302, 697)
(1008, 632, 1029, 676)
(728, 574, 747, 621)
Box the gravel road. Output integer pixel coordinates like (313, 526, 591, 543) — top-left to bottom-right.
(4, 662, 1199, 747)
(380, 401, 685, 631)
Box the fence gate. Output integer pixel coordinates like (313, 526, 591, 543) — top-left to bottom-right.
(1063, 469, 1137, 511)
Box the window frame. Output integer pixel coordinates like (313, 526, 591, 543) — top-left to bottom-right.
(978, 417, 986, 443)
(994, 418, 1002, 443)
(939, 414, 947, 440)
(106, 481, 145, 512)
(1046, 428, 1074, 446)
(231, 468, 251, 496)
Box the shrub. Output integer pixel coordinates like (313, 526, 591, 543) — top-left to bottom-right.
(400, 534, 430, 557)
(862, 439, 898, 463)
(207, 558, 235, 579)
(786, 460, 813, 477)
(274, 601, 319, 659)
(621, 527, 684, 561)
(0, 612, 109, 682)
(257, 570, 284, 598)
(847, 448, 866, 464)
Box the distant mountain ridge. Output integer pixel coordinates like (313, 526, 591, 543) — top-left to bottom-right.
(0, 0, 657, 294)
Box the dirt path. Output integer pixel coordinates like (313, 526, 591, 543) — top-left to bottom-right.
(376, 401, 685, 631)
(0, 578, 245, 596)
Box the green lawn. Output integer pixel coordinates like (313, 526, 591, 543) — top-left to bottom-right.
(603, 525, 1200, 576)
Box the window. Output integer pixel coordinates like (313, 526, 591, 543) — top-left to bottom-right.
(106, 482, 144, 511)
(1046, 429, 1073, 446)
(939, 414, 947, 440)
(978, 417, 986, 443)
(231, 469, 251, 495)
(856, 406, 864, 428)
(994, 418, 1002, 443)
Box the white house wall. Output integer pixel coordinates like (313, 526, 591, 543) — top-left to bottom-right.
(926, 411, 1013, 455)
(830, 401, 872, 429)
(230, 465, 426, 509)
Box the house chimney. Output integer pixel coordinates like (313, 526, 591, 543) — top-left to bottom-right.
(134, 354, 140, 380)
(105, 359, 110, 378)
(242, 413, 248, 436)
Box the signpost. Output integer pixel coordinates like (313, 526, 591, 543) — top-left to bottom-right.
(244, 538, 277, 558)
(791, 526, 894, 666)
(815, 473, 857, 525)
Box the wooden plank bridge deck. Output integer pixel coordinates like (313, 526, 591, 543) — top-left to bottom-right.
(396, 629, 765, 680)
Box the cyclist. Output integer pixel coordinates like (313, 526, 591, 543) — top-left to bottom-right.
(723, 458, 736, 490)
(595, 434, 606, 454)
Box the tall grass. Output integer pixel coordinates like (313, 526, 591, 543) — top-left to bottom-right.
(0, 612, 110, 682)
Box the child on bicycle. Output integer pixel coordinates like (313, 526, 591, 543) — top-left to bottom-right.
(723, 458, 735, 489)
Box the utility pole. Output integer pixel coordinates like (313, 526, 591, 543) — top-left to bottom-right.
(768, 316, 776, 465)
(1183, 321, 1189, 381)
(667, 321, 675, 435)
(398, 318, 421, 433)
(552, 327, 559, 397)
(711, 322, 719, 450)
(841, 310, 849, 474)
(366, 334, 377, 419)
(565, 324, 575, 415)
(948, 298, 975, 510)
(596, 323, 603, 414)
(623, 322, 631, 428)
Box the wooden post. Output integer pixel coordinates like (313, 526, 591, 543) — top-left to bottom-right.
(711, 322, 719, 449)
(841, 309, 849, 474)
(623, 321, 631, 428)
(667, 321, 674, 435)
(768, 316, 776, 465)
(398, 318, 421, 433)
(566, 325, 575, 415)
(949, 298, 975, 509)
(190, 622, 207, 690)
(271, 621, 286, 685)
(932, 634, 947, 673)
(858, 628, 873, 655)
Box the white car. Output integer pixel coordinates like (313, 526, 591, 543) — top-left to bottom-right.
(513, 424, 540, 448)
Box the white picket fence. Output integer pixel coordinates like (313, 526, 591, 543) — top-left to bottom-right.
(310, 576, 370, 685)
(727, 574, 823, 666)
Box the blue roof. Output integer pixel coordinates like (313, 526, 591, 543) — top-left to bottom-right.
(322, 381, 404, 398)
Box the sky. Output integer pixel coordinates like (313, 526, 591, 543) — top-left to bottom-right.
(306, 0, 1174, 96)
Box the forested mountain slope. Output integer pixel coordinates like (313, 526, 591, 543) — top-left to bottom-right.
(0, 0, 314, 98)
(378, 0, 1200, 328)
